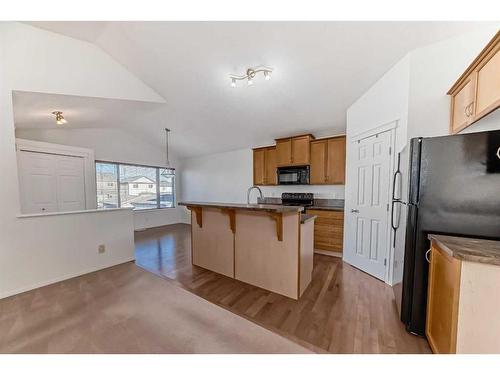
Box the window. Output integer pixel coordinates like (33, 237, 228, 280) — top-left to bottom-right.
(95, 161, 175, 210)
(96, 163, 118, 209)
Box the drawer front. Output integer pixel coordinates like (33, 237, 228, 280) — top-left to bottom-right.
(307, 209, 344, 218)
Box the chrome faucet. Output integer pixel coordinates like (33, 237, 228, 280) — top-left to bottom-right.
(247, 186, 263, 204)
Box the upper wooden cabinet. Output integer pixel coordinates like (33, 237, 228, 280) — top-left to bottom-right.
(253, 146, 277, 186)
(448, 31, 500, 134)
(310, 136, 346, 185)
(275, 134, 314, 166)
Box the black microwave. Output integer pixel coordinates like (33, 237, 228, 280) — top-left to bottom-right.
(277, 166, 310, 185)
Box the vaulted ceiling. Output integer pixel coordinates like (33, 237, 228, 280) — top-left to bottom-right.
(23, 21, 492, 158)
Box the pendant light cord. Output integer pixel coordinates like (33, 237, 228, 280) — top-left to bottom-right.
(165, 128, 170, 168)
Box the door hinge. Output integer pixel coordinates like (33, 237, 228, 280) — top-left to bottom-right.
(384, 258, 387, 266)
(386, 203, 389, 211)
(389, 146, 392, 155)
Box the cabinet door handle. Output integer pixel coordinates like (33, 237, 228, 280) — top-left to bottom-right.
(425, 249, 431, 263)
(465, 105, 470, 117)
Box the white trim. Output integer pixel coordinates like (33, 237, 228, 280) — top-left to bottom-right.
(349, 119, 398, 142)
(17, 207, 132, 218)
(0, 258, 135, 300)
(343, 122, 398, 285)
(16, 138, 97, 210)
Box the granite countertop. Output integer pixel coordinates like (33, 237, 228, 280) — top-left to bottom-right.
(300, 214, 317, 224)
(179, 201, 303, 213)
(428, 234, 500, 266)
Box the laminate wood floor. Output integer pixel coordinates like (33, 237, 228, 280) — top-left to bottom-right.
(135, 223, 430, 354)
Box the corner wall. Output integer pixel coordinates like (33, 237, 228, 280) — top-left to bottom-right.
(345, 25, 499, 288)
(0, 22, 165, 298)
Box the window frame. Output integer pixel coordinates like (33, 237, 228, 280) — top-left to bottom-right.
(95, 160, 176, 210)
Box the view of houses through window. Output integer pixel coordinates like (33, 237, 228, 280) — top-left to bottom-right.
(95, 161, 175, 210)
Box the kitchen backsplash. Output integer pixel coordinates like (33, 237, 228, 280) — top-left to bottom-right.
(259, 184, 345, 199)
(258, 197, 345, 208)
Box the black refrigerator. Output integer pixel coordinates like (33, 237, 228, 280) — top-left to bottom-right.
(401, 129, 500, 336)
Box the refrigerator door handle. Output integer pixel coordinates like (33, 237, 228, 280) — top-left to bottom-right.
(392, 170, 402, 201)
(425, 249, 431, 263)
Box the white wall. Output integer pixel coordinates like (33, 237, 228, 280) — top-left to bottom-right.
(180, 145, 345, 209)
(0, 22, 165, 298)
(347, 55, 410, 152)
(15, 127, 186, 230)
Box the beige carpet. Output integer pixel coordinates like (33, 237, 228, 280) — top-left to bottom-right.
(0, 262, 311, 353)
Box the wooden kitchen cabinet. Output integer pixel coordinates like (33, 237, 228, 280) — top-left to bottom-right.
(448, 31, 500, 134)
(310, 136, 346, 185)
(253, 146, 277, 185)
(275, 134, 314, 166)
(307, 209, 344, 254)
(426, 241, 461, 354)
(425, 234, 500, 354)
(310, 140, 327, 183)
(450, 75, 476, 133)
(264, 147, 277, 185)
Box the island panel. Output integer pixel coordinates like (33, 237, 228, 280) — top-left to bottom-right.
(191, 207, 234, 278)
(234, 210, 300, 299)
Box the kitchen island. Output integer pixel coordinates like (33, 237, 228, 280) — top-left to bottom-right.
(179, 201, 316, 299)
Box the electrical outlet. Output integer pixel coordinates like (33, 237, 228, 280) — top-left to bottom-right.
(98, 244, 106, 254)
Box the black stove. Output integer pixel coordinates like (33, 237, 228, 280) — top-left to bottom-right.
(281, 193, 314, 208)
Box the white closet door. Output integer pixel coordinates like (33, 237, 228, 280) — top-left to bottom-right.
(18, 151, 86, 214)
(18, 151, 58, 214)
(55, 155, 86, 212)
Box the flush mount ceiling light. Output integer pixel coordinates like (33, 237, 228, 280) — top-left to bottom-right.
(52, 111, 67, 125)
(229, 66, 273, 88)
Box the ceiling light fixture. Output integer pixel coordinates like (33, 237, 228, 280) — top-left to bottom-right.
(52, 111, 67, 125)
(229, 66, 273, 88)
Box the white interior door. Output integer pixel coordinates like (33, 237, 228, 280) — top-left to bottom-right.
(18, 151, 86, 214)
(344, 130, 392, 281)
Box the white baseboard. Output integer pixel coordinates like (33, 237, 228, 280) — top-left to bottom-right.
(314, 249, 343, 258)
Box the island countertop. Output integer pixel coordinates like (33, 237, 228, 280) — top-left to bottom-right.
(428, 234, 500, 266)
(179, 201, 303, 213)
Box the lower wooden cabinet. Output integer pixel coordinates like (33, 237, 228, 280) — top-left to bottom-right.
(307, 209, 344, 254)
(426, 236, 500, 354)
(426, 242, 461, 354)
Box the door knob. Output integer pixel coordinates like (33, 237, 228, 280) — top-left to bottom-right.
(351, 209, 359, 213)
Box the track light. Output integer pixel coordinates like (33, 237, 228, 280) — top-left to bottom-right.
(52, 111, 67, 125)
(229, 66, 273, 88)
